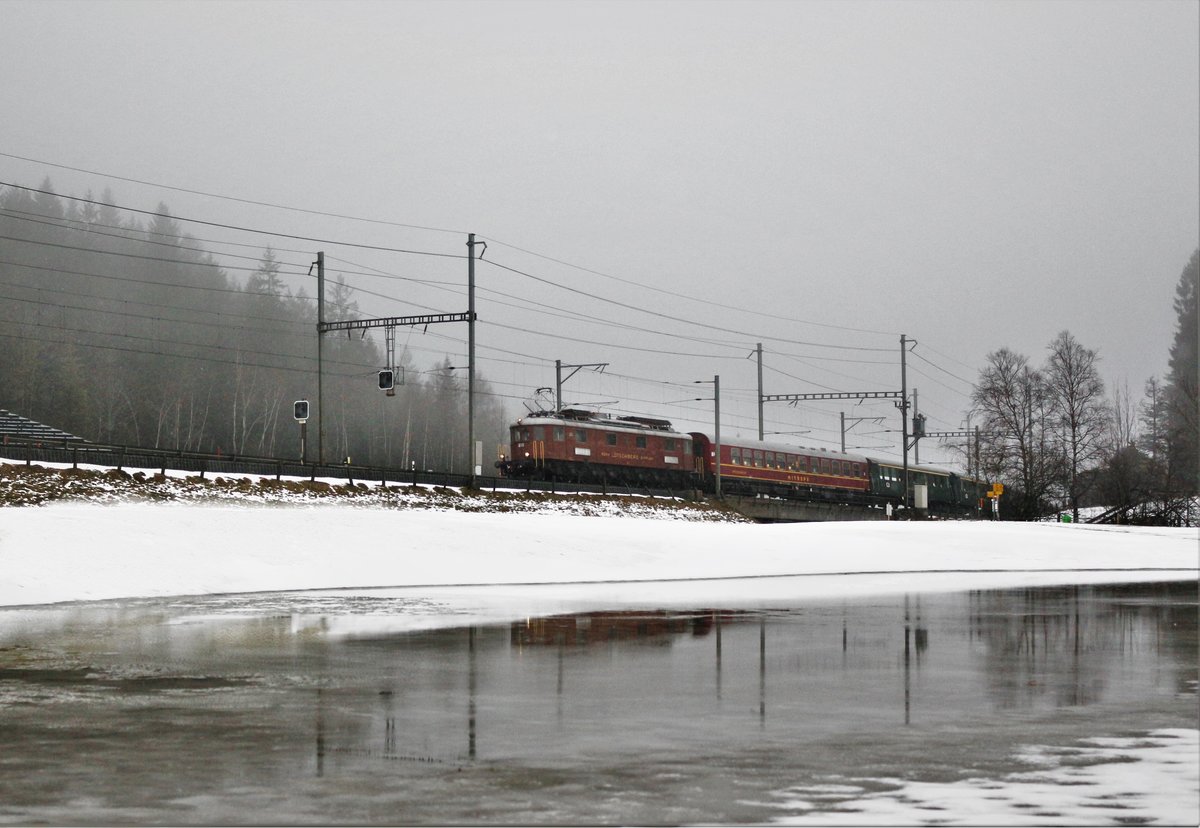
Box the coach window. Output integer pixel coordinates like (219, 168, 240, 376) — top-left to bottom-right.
(754, 450, 764, 467)
(606, 433, 617, 446)
(731, 447, 741, 465)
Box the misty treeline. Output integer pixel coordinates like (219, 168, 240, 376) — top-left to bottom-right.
(968, 248, 1198, 521)
(0, 179, 508, 471)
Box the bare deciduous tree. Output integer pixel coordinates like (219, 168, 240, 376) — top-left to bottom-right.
(971, 348, 1058, 518)
(1045, 331, 1107, 521)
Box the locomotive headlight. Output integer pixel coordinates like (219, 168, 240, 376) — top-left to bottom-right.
(524, 451, 530, 457)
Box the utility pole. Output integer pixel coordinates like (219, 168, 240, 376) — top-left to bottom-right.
(974, 425, 981, 484)
(841, 411, 885, 454)
(899, 334, 912, 510)
(695, 376, 721, 498)
(555, 360, 608, 412)
(467, 233, 478, 482)
(913, 387, 919, 465)
(314, 238, 477, 476)
(715, 374, 721, 498)
(756, 343, 764, 441)
(316, 251, 325, 464)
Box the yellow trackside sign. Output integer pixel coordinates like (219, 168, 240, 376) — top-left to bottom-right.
(989, 483, 1004, 497)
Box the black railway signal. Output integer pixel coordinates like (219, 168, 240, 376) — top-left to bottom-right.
(378, 370, 394, 391)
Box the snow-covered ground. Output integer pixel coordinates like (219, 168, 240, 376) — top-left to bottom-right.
(773, 729, 1199, 826)
(1, 456, 1194, 613)
(1, 498, 1195, 609)
(1, 460, 1196, 826)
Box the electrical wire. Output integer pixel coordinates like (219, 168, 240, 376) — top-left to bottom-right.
(482, 235, 902, 337)
(0, 151, 468, 236)
(483, 257, 896, 352)
(0, 181, 466, 259)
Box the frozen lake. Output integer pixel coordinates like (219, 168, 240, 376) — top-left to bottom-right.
(0, 579, 1195, 825)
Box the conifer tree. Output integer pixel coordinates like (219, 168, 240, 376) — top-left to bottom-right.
(1165, 249, 1198, 494)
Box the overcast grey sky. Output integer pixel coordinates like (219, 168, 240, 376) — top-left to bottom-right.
(2, 0, 1197, 466)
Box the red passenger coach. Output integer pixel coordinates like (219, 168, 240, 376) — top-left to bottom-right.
(498, 409, 695, 489)
(689, 433, 871, 500)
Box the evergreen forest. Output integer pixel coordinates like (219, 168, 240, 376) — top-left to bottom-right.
(0, 179, 508, 472)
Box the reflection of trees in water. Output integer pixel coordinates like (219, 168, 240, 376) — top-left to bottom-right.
(967, 582, 1197, 709)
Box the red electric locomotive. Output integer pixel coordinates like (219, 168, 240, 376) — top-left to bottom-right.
(689, 433, 871, 500)
(497, 408, 696, 488)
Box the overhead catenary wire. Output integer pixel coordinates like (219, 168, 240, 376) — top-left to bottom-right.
(910, 350, 976, 388)
(0, 162, 971, 466)
(1, 210, 458, 290)
(0, 181, 466, 259)
(2, 151, 900, 341)
(0, 152, 469, 236)
(3, 175, 905, 364)
(482, 235, 903, 338)
(482, 257, 896, 353)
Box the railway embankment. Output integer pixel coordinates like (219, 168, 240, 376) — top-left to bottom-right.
(0, 460, 748, 521)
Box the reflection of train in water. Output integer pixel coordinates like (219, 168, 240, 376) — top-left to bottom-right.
(496, 408, 988, 517)
(511, 610, 744, 647)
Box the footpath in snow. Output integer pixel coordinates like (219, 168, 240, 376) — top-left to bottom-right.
(0, 501, 1195, 608)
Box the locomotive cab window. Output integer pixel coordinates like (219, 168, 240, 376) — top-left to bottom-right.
(533, 427, 544, 440)
(636, 435, 647, 449)
(553, 427, 564, 441)
(575, 429, 587, 442)
(665, 438, 676, 451)
(606, 433, 617, 446)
